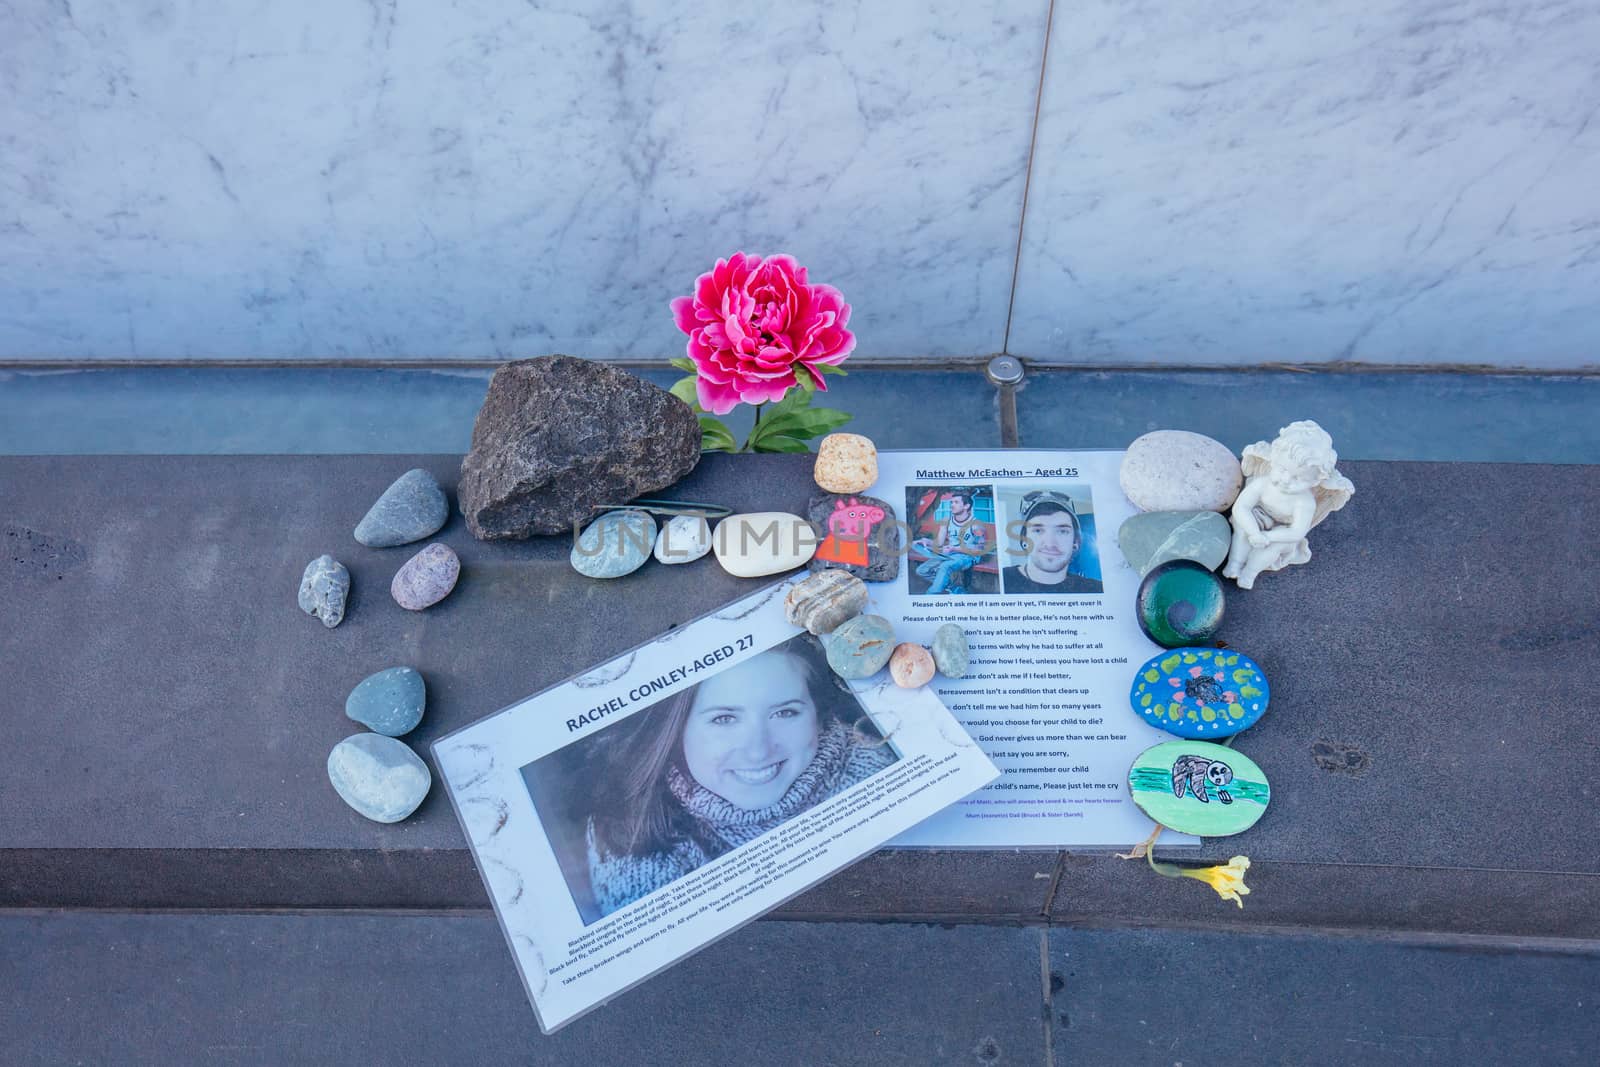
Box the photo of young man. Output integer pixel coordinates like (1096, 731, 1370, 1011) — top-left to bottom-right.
(905, 486, 999, 595)
(1000, 488, 1104, 594)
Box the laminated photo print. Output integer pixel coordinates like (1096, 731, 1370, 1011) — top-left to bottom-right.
(434, 578, 997, 1033)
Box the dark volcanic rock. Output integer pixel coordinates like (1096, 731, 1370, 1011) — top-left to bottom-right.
(458, 357, 702, 539)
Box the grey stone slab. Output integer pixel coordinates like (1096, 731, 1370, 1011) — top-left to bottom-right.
(1015, 368, 1600, 463)
(0, 913, 1048, 1067)
(0, 366, 1001, 454)
(3, 453, 1598, 935)
(0, 847, 1057, 919)
(1050, 927, 1600, 1065)
(1049, 854, 1600, 941)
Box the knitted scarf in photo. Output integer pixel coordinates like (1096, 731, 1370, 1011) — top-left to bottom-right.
(586, 719, 895, 917)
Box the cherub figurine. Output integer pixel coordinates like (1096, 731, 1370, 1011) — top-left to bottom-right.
(1223, 420, 1354, 589)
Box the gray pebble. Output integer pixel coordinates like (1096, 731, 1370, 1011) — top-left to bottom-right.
(327, 733, 431, 823)
(572, 510, 656, 578)
(298, 554, 350, 628)
(826, 614, 896, 679)
(931, 623, 970, 678)
(1117, 510, 1232, 576)
(345, 666, 426, 737)
(653, 514, 712, 564)
(391, 543, 460, 610)
(355, 469, 449, 548)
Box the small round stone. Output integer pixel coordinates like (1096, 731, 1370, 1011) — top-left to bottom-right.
(1127, 740, 1269, 837)
(712, 512, 817, 578)
(345, 666, 426, 737)
(825, 614, 896, 679)
(1130, 648, 1269, 739)
(889, 643, 935, 688)
(1136, 560, 1225, 648)
(785, 570, 869, 635)
(1120, 430, 1243, 513)
(298, 554, 350, 628)
(813, 433, 878, 494)
(391, 542, 460, 610)
(653, 514, 712, 565)
(572, 510, 656, 578)
(354, 469, 449, 548)
(327, 733, 431, 823)
(931, 623, 970, 678)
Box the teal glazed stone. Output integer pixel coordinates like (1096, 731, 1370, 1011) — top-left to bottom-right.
(326, 733, 431, 823)
(826, 614, 896, 679)
(345, 666, 426, 737)
(571, 510, 657, 579)
(1131, 648, 1269, 739)
(931, 623, 970, 678)
(1136, 560, 1225, 648)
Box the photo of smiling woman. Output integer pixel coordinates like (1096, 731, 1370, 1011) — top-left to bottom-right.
(521, 632, 899, 924)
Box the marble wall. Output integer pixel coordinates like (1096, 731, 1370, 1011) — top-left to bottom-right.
(1008, 0, 1600, 368)
(2, 1, 1596, 368)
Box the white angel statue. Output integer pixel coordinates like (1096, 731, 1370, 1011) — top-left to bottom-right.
(1222, 420, 1354, 589)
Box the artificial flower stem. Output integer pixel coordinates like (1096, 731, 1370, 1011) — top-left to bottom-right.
(743, 402, 763, 453)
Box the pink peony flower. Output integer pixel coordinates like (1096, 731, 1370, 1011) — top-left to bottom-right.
(670, 252, 855, 415)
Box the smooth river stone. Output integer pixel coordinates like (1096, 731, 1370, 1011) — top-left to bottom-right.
(345, 666, 426, 737)
(825, 614, 896, 679)
(572, 510, 656, 578)
(712, 512, 818, 578)
(813, 433, 878, 494)
(355, 469, 449, 548)
(297, 554, 350, 628)
(784, 570, 869, 635)
(1127, 739, 1270, 837)
(889, 643, 935, 688)
(1118, 510, 1232, 577)
(327, 733, 432, 823)
(653, 514, 712, 564)
(391, 542, 460, 609)
(931, 623, 970, 678)
(806, 492, 900, 582)
(1119, 430, 1243, 513)
(1131, 648, 1269, 739)
(1136, 560, 1225, 648)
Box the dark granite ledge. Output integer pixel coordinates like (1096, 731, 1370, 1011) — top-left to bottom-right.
(4, 454, 1597, 941)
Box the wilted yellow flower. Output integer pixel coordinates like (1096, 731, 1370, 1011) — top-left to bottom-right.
(1180, 855, 1251, 908)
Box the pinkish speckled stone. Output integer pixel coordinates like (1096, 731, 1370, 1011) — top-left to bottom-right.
(391, 542, 460, 610)
(889, 642, 935, 689)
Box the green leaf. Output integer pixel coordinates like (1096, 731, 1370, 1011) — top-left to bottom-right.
(753, 434, 814, 454)
(754, 406, 853, 442)
(669, 375, 701, 409)
(812, 362, 848, 377)
(762, 386, 813, 421)
(796, 371, 819, 394)
(668, 357, 696, 373)
(698, 416, 738, 453)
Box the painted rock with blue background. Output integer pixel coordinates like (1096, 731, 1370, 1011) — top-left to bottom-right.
(1127, 740, 1269, 837)
(1131, 648, 1269, 739)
